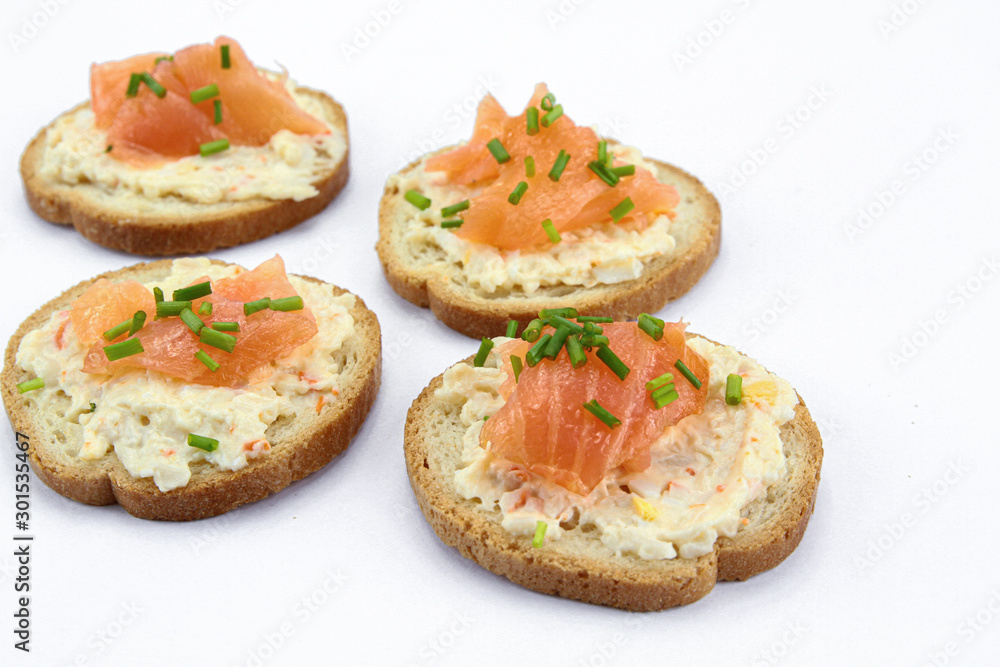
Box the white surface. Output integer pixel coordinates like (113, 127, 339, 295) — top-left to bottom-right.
(1, 1, 998, 665)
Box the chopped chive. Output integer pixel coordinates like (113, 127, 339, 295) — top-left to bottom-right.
(200, 327, 237, 353)
(441, 219, 464, 228)
(129, 310, 147, 336)
(583, 321, 602, 335)
(539, 307, 578, 319)
(596, 344, 630, 381)
(16, 378, 44, 393)
(544, 326, 571, 359)
(441, 200, 470, 217)
(404, 189, 431, 210)
(486, 138, 510, 164)
(473, 337, 494, 368)
(153, 287, 164, 303)
(526, 333, 552, 367)
(199, 138, 230, 157)
(651, 383, 677, 402)
(548, 150, 570, 181)
(199, 301, 213, 316)
(140, 72, 166, 98)
(576, 315, 614, 323)
(640, 312, 665, 328)
(540, 104, 563, 127)
(211, 321, 239, 332)
(195, 349, 220, 372)
(505, 320, 518, 338)
(588, 160, 619, 187)
(102, 319, 131, 342)
(583, 399, 621, 429)
(179, 308, 204, 334)
(610, 164, 635, 177)
(532, 520, 547, 548)
(540, 92, 555, 111)
(86, 402, 96, 413)
(153, 55, 173, 64)
(244, 298, 271, 316)
(637, 315, 663, 341)
(566, 335, 587, 369)
(546, 315, 584, 334)
(542, 219, 561, 244)
(173, 281, 212, 302)
(190, 83, 220, 104)
(674, 359, 703, 389)
(213, 98, 223, 124)
(526, 106, 539, 135)
(645, 372, 675, 391)
(726, 374, 743, 406)
(598, 140, 607, 164)
(126, 73, 142, 98)
(511, 355, 523, 382)
(220, 44, 231, 69)
(508, 181, 528, 205)
(187, 433, 219, 452)
(105, 145, 113, 153)
(653, 389, 680, 409)
(610, 196, 635, 222)
(270, 296, 304, 312)
(525, 156, 535, 178)
(103, 337, 144, 361)
(521, 318, 544, 343)
(579, 333, 610, 348)
(155, 300, 193, 318)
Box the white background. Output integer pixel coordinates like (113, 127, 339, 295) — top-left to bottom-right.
(1, 1, 998, 665)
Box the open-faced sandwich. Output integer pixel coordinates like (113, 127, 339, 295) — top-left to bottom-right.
(1, 256, 380, 520)
(378, 84, 720, 338)
(405, 311, 821, 610)
(21, 36, 349, 255)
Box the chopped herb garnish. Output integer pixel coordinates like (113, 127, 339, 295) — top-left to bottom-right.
(548, 150, 570, 181)
(642, 313, 665, 328)
(508, 181, 528, 205)
(154, 55, 173, 64)
(473, 337, 494, 368)
(525, 156, 535, 178)
(103, 337, 144, 361)
(270, 296, 304, 312)
(526, 333, 552, 367)
(441, 200, 470, 217)
(566, 334, 587, 368)
(542, 218, 560, 243)
(129, 310, 147, 336)
(153, 286, 164, 303)
(588, 160, 619, 187)
(126, 72, 142, 98)
(487, 137, 511, 164)
(637, 313, 663, 341)
(200, 138, 230, 157)
(651, 383, 676, 402)
(726, 374, 743, 406)
(211, 321, 240, 332)
(546, 315, 583, 334)
(16, 378, 44, 393)
(526, 106, 539, 135)
(505, 320, 518, 338)
(404, 189, 432, 210)
(539, 307, 577, 319)
(544, 326, 571, 360)
(532, 520, 547, 548)
(583, 399, 621, 429)
(610, 164, 635, 177)
(511, 354, 523, 382)
(441, 219, 464, 228)
(653, 387, 680, 409)
(583, 321, 603, 335)
(540, 104, 563, 127)
(195, 350, 220, 372)
(645, 372, 674, 391)
(199, 327, 237, 353)
(140, 72, 166, 98)
(173, 281, 212, 302)
(598, 140, 607, 164)
(187, 433, 219, 452)
(179, 308, 205, 334)
(190, 83, 220, 104)
(86, 402, 97, 413)
(579, 333, 609, 348)
(156, 300, 193, 318)
(610, 196, 635, 222)
(199, 301, 213, 316)
(596, 344, 629, 380)
(576, 315, 614, 324)
(221, 44, 231, 69)
(213, 99, 223, 125)
(103, 319, 131, 342)
(105, 145, 113, 153)
(540, 92, 555, 111)
(674, 358, 703, 389)
(244, 298, 271, 316)
(521, 318, 544, 343)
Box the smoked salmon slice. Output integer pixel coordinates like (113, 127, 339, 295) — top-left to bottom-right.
(69, 278, 157, 346)
(482, 321, 708, 495)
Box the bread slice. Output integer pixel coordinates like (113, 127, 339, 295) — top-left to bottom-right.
(377, 151, 721, 338)
(1, 259, 380, 520)
(20, 86, 349, 256)
(403, 339, 822, 611)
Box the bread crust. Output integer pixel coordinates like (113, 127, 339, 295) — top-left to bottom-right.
(1, 260, 381, 521)
(377, 149, 721, 338)
(20, 87, 349, 256)
(403, 342, 822, 611)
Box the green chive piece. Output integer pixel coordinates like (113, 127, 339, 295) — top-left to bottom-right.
(532, 520, 547, 548)
(441, 200, 470, 217)
(577, 315, 613, 323)
(542, 219, 561, 243)
(221, 44, 231, 69)
(588, 160, 619, 187)
(610, 164, 635, 177)
(155, 300, 193, 318)
(200, 327, 237, 353)
(521, 318, 544, 343)
(102, 319, 131, 342)
(548, 150, 570, 181)
(546, 315, 584, 334)
(199, 301, 213, 316)
(526, 334, 552, 367)
(579, 334, 610, 348)
(653, 389, 680, 409)
(195, 350, 220, 372)
(173, 281, 212, 302)
(583, 399, 621, 429)
(140, 72, 166, 98)
(213, 99, 223, 125)
(105, 145, 113, 153)
(637, 315, 663, 341)
(154, 55, 173, 65)
(583, 321, 603, 335)
(526, 106, 539, 135)
(441, 219, 464, 228)
(640, 313, 665, 328)
(505, 320, 518, 338)
(596, 344, 630, 381)
(598, 140, 607, 164)
(404, 189, 431, 210)
(200, 138, 230, 157)
(544, 326, 571, 359)
(508, 181, 528, 205)
(540, 92, 555, 111)
(129, 310, 147, 336)
(511, 355, 523, 383)
(103, 337, 144, 361)
(610, 196, 635, 223)
(179, 308, 204, 334)
(540, 104, 563, 127)
(190, 83, 220, 104)
(651, 383, 677, 402)
(126, 73, 142, 98)
(487, 138, 511, 164)
(674, 359, 703, 389)
(86, 402, 97, 413)
(211, 321, 240, 332)
(473, 337, 494, 368)
(244, 298, 271, 316)
(726, 374, 743, 406)
(16, 378, 44, 393)
(566, 335, 587, 369)
(153, 287, 164, 303)
(525, 156, 535, 178)
(270, 296, 304, 312)
(645, 372, 675, 391)
(539, 307, 578, 319)
(187, 433, 219, 452)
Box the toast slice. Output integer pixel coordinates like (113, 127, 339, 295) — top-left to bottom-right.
(403, 337, 822, 611)
(377, 151, 721, 338)
(20, 86, 349, 256)
(1, 259, 380, 520)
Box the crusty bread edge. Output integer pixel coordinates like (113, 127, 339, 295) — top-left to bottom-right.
(1, 259, 381, 521)
(20, 86, 350, 256)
